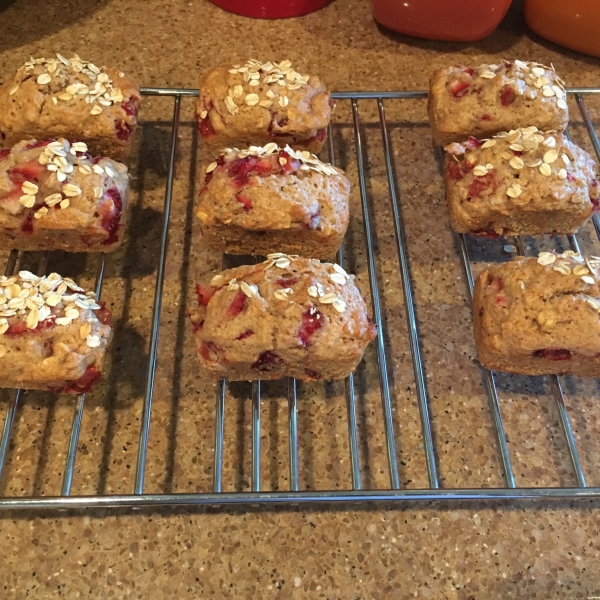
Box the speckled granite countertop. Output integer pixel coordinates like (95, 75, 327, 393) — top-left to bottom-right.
(2, 0, 600, 597)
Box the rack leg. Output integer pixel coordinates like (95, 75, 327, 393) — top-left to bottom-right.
(251, 381, 261, 492)
(287, 379, 299, 492)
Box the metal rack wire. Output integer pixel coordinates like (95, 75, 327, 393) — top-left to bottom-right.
(1, 86, 600, 510)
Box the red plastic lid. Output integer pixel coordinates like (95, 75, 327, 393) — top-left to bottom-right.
(209, 0, 333, 19)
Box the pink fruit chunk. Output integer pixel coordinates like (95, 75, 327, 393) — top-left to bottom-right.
(449, 79, 470, 98)
(252, 351, 283, 370)
(489, 277, 504, 293)
(467, 172, 498, 199)
(226, 291, 247, 319)
(195, 283, 217, 307)
(62, 365, 102, 394)
(533, 348, 572, 361)
(278, 150, 300, 173)
(236, 193, 253, 211)
(276, 277, 299, 287)
(465, 137, 483, 148)
(0, 148, 10, 160)
(304, 369, 321, 380)
(470, 228, 504, 238)
(198, 116, 215, 137)
(99, 187, 123, 246)
(447, 159, 474, 182)
(235, 330, 254, 341)
(121, 96, 139, 117)
(500, 85, 516, 107)
(25, 140, 51, 150)
(199, 341, 220, 362)
(8, 160, 46, 183)
(115, 120, 134, 141)
(297, 308, 323, 347)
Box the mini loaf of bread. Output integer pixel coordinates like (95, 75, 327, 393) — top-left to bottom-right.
(188, 255, 377, 381)
(473, 253, 600, 377)
(429, 60, 569, 145)
(0, 270, 113, 392)
(196, 143, 350, 259)
(0, 54, 141, 160)
(197, 59, 333, 154)
(444, 128, 598, 236)
(0, 138, 129, 252)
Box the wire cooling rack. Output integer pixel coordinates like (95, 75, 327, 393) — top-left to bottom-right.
(1, 86, 600, 511)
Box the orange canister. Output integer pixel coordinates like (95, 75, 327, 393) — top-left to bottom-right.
(371, 0, 512, 42)
(525, 0, 600, 58)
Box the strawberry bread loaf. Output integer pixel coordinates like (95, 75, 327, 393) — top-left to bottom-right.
(0, 54, 141, 160)
(196, 143, 350, 259)
(474, 253, 600, 377)
(429, 60, 569, 145)
(0, 138, 129, 252)
(0, 270, 112, 392)
(444, 127, 598, 236)
(196, 59, 333, 154)
(188, 255, 377, 381)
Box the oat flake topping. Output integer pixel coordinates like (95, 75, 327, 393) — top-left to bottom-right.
(5, 139, 120, 218)
(210, 144, 337, 177)
(453, 127, 582, 201)
(0, 271, 102, 347)
(13, 54, 124, 117)
(222, 59, 309, 114)
(536, 251, 600, 290)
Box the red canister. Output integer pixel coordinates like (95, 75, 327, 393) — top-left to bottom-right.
(209, 0, 334, 19)
(371, 0, 512, 42)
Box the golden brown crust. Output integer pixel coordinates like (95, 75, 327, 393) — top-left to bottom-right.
(196, 144, 349, 259)
(196, 59, 333, 153)
(0, 139, 129, 252)
(0, 55, 141, 160)
(429, 60, 569, 145)
(444, 129, 598, 236)
(473, 254, 600, 377)
(189, 255, 377, 381)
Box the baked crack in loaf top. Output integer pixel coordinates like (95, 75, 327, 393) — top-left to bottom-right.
(188, 255, 377, 381)
(197, 59, 333, 153)
(0, 54, 141, 159)
(429, 60, 569, 145)
(444, 128, 599, 236)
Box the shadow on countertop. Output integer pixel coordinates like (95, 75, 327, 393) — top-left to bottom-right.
(0, 0, 106, 53)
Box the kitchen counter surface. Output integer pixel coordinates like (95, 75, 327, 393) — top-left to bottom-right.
(1, 0, 600, 597)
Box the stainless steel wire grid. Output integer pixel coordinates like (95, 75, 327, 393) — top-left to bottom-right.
(1, 86, 600, 510)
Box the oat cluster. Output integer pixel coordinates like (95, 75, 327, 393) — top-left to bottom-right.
(475, 60, 567, 110)
(537, 251, 600, 296)
(209, 254, 350, 314)
(456, 127, 577, 200)
(10, 54, 125, 117)
(206, 143, 337, 177)
(8, 139, 118, 219)
(0, 271, 102, 348)
(216, 59, 308, 116)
